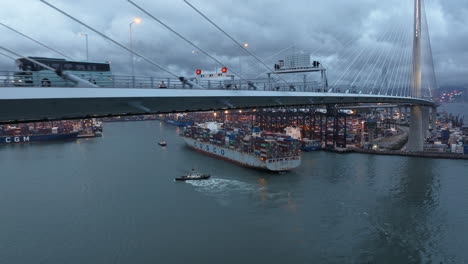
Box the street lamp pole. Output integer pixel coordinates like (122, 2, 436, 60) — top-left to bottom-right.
(129, 18, 141, 78)
(239, 43, 248, 77)
(80, 33, 88, 61)
(361, 121, 366, 148)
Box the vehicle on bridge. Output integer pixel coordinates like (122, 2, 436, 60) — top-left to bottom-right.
(13, 57, 112, 87)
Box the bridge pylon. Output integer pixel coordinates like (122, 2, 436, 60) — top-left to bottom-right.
(407, 0, 425, 152)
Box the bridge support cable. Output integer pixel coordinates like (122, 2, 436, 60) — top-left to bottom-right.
(40, 0, 181, 80)
(406, 46, 414, 97)
(182, 0, 292, 86)
(309, 34, 357, 59)
(314, 34, 366, 85)
(329, 42, 371, 92)
(421, 0, 437, 99)
(0, 46, 57, 72)
(398, 41, 413, 97)
(389, 38, 406, 96)
(0, 45, 98, 88)
(317, 31, 369, 92)
(350, 18, 405, 95)
(387, 25, 411, 96)
(399, 31, 414, 97)
(331, 15, 410, 95)
(362, 20, 404, 94)
(388, 26, 412, 96)
(401, 30, 411, 97)
(328, 36, 373, 92)
(360, 22, 402, 94)
(351, 19, 397, 94)
(126, 0, 248, 83)
(0, 22, 74, 60)
(373, 23, 407, 95)
(316, 36, 368, 91)
(348, 21, 396, 90)
(378, 31, 403, 95)
(401, 33, 414, 98)
(0, 51, 16, 61)
(372, 21, 410, 95)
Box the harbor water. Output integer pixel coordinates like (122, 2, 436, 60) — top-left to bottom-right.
(0, 120, 467, 263)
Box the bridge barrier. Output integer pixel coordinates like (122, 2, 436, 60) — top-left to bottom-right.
(0, 71, 330, 92)
(0, 71, 433, 100)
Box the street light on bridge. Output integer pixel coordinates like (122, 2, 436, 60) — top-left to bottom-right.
(129, 17, 141, 78)
(79, 33, 88, 61)
(239, 43, 249, 75)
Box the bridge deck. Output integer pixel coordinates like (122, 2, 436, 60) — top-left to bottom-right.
(0, 87, 436, 123)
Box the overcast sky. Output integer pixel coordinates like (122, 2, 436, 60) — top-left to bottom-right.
(0, 0, 466, 88)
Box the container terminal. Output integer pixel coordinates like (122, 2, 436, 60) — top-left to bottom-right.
(160, 106, 467, 157)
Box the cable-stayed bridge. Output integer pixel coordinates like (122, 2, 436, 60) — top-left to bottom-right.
(0, 0, 437, 151)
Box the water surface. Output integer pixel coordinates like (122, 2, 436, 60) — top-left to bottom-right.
(0, 121, 467, 263)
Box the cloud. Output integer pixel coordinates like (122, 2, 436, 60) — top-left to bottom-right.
(0, 0, 466, 88)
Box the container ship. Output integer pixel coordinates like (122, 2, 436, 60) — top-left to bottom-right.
(164, 113, 194, 126)
(0, 125, 79, 144)
(181, 122, 301, 171)
(0, 118, 104, 144)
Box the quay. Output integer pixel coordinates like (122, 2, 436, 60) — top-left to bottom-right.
(325, 148, 468, 160)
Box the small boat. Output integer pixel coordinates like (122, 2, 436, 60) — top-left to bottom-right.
(175, 169, 211, 181)
(158, 140, 167, 146)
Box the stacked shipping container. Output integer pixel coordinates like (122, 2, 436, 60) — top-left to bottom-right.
(183, 125, 301, 160)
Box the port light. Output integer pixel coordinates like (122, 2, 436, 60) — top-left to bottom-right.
(221, 67, 227, 73)
(196, 69, 202, 75)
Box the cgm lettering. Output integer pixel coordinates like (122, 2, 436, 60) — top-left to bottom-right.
(3, 136, 30, 143)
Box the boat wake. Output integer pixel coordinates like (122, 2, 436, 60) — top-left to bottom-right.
(185, 178, 293, 208)
(187, 178, 256, 194)
(185, 178, 258, 205)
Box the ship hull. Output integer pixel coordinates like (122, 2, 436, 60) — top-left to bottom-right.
(183, 137, 301, 171)
(0, 132, 79, 144)
(301, 146, 321, 152)
(164, 120, 194, 126)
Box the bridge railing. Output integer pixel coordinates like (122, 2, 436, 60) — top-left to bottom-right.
(0, 70, 338, 93)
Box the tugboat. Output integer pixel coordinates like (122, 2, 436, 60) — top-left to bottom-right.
(175, 169, 211, 181)
(158, 140, 167, 146)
